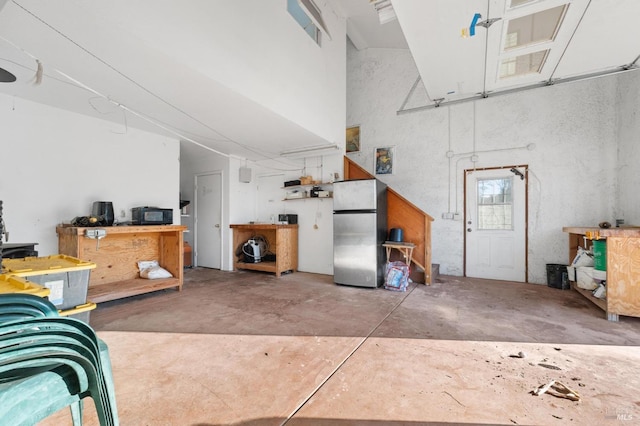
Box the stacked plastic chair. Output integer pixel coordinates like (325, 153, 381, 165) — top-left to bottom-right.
(0, 293, 59, 322)
(0, 294, 119, 425)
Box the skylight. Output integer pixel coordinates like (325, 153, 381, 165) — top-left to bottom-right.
(510, 0, 536, 7)
(504, 5, 567, 51)
(498, 3, 568, 79)
(500, 50, 549, 78)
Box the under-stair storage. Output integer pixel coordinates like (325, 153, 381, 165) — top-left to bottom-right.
(344, 156, 434, 284)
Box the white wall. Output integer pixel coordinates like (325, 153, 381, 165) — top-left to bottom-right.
(347, 42, 630, 284)
(250, 156, 340, 275)
(113, 0, 346, 146)
(180, 148, 340, 275)
(179, 1, 346, 276)
(616, 71, 640, 226)
(0, 93, 180, 256)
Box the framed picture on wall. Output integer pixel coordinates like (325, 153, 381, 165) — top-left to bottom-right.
(375, 146, 394, 175)
(346, 126, 360, 153)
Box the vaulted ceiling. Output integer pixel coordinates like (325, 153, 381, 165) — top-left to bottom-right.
(1, 0, 638, 161)
(345, 0, 640, 111)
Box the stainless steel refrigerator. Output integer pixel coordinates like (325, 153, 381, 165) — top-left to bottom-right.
(333, 179, 387, 287)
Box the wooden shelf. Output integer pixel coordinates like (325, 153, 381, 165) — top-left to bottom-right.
(571, 282, 607, 312)
(283, 196, 332, 201)
(234, 261, 281, 274)
(281, 182, 334, 190)
(57, 224, 186, 303)
(230, 224, 298, 277)
(88, 277, 181, 303)
(283, 182, 333, 201)
(563, 226, 640, 321)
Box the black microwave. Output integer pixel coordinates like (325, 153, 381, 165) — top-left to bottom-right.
(131, 207, 173, 225)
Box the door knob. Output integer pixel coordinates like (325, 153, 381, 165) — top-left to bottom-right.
(214, 224, 220, 228)
(467, 228, 472, 232)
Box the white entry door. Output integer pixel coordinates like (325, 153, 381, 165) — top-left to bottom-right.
(465, 167, 526, 282)
(195, 172, 222, 269)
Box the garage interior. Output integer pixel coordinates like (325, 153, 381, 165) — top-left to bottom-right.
(1, 0, 640, 424)
(41, 269, 640, 425)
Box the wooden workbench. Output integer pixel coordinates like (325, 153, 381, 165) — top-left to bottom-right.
(230, 224, 298, 276)
(57, 224, 185, 303)
(563, 226, 640, 321)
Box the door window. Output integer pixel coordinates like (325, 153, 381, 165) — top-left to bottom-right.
(477, 177, 513, 230)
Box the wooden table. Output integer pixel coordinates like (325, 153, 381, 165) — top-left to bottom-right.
(57, 225, 185, 303)
(230, 224, 298, 277)
(383, 242, 416, 267)
(563, 226, 640, 321)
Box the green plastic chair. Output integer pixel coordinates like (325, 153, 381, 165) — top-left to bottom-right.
(0, 365, 84, 425)
(0, 319, 118, 422)
(0, 294, 118, 425)
(0, 292, 59, 322)
(0, 347, 109, 425)
(0, 319, 118, 425)
(0, 331, 110, 419)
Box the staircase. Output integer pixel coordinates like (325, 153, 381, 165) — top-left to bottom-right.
(343, 157, 435, 284)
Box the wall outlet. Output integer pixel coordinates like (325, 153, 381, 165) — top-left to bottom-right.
(442, 212, 454, 220)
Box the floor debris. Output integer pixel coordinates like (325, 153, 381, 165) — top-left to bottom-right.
(538, 363, 561, 370)
(533, 380, 581, 401)
(442, 390, 465, 407)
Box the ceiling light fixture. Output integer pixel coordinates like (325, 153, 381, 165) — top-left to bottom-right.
(0, 67, 17, 83)
(280, 143, 340, 158)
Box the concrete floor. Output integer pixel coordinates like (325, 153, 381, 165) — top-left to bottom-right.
(41, 268, 640, 425)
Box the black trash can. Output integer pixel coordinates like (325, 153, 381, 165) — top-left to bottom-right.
(546, 264, 569, 290)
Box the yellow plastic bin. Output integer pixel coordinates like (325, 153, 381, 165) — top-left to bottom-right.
(0, 274, 50, 298)
(2, 255, 97, 323)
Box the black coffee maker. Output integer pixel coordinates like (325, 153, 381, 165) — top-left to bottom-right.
(92, 201, 115, 226)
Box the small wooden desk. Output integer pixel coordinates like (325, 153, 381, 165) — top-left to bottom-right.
(230, 224, 298, 277)
(383, 242, 416, 267)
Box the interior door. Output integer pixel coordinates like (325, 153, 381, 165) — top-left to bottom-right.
(195, 172, 222, 269)
(465, 167, 526, 282)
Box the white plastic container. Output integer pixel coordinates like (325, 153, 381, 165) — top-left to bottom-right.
(577, 266, 597, 290)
